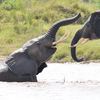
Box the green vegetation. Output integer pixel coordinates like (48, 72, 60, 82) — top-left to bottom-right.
(0, 0, 99, 62)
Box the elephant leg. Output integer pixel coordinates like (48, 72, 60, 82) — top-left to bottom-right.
(0, 67, 37, 82)
(37, 62, 47, 75)
(30, 75, 37, 82)
(0, 67, 17, 82)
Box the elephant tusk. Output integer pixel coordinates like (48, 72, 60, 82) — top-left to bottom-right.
(52, 32, 70, 45)
(70, 38, 89, 47)
(80, 38, 89, 44)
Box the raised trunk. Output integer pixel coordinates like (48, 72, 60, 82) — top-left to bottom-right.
(71, 30, 84, 62)
(47, 13, 81, 37)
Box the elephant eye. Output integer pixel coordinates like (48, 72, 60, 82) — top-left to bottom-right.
(95, 16, 100, 22)
(36, 41, 41, 45)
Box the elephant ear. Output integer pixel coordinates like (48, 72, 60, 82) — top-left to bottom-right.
(90, 12, 100, 26)
(5, 52, 38, 76)
(37, 62, 47, 75)
(89, 11, 100, 37)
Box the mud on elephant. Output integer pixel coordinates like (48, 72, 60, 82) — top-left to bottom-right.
(0, 13, 81, 82)
(71, 11, 100, 62)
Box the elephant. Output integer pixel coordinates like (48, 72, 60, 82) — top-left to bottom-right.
(0, 13, 81, 82)
(71, 11, 100, 62)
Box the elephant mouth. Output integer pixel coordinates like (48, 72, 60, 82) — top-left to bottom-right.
(52, 32, 70, 46)
(71, 38, 89, 47)
(90, 33, 98, 40)
(47, 44, 56, 49)
(71, 33, 99, 48)
(51, 45, 57, 49)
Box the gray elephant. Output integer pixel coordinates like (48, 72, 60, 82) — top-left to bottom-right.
(71, 11, 100, 62)
(0, 13, 81, 82)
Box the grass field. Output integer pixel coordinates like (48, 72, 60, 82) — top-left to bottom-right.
(0, 0, 100, 62)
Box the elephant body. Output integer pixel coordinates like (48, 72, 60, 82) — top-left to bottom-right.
(0, 66, 37, 82)
(0, 13, 81, 82)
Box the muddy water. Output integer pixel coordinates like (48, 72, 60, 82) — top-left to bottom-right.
(0, 62, 100, 100)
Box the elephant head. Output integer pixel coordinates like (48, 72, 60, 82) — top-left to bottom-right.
(71, 11, 100, 62)
(3, 13, 81, 82)
(23, 13, 81, 63)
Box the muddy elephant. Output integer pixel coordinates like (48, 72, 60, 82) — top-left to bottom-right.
(71, 11, 100, 62)
(0, 13, 81, 82)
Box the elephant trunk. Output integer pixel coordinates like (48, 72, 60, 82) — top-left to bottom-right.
(71, 30, 84, 62)
(47, 13, 81, 37)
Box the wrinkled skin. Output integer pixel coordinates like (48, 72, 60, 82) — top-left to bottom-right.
(0, 13, 81, 82)
(71, 11, 100, 62)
